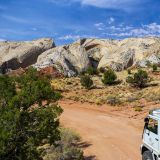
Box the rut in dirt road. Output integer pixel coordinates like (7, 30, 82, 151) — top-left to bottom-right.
(60, 100, 142, 160)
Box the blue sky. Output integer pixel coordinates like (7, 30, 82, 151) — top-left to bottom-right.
(0, 0, 160, 45)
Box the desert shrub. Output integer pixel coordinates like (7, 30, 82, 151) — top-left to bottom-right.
(127, 69, 132, 75)
(73, 96, 80, 101)
(86, 66, 98, 75)
(43, 128, 83, 160)
(80, 75, 93, 89)
(106, 95, 121, 106)
(126, 95, 139, 103)
(99, 67, 106, 73)
(0, 68, 63, 160)
(79, 71, 86, 76)
(134, 106, 143, 112)
(95, 99, 103, 105)
(60, 128, 81, 146)
(51, 79, 66, 91)
(152, 64, 158, 72)
(102, 69, 117, 85)
(126, 69, 149, 88)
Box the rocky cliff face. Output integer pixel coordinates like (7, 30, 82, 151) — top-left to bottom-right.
(34, 42, 90, 76)
(1, 37, 160, 76)
(34, 37, 160, 76)
(0, 38, 54, 73)
(82, 37, 160, 70)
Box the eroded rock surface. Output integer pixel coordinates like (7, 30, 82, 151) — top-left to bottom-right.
(0, 38, 54, 73)
(82, 37, 160, 71)
(1, 37, 160, 76)
(34, 43, 90, 77)
(34, 37, 160, 75)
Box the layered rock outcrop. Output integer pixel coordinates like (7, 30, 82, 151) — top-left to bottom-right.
(34, 42, 90, 77)
(1, 37, 160, 76)
(82, 37, 160, 71)
(34, 37, 160, 76)
(0, 38, 54, 73)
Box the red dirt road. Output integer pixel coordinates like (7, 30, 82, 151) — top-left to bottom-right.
(60, 100, 144, 160)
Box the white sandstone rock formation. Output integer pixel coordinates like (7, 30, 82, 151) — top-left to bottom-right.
(34, 42, 90, 77)
(1, 37, 160, 76)
(0, 38, 54, 73)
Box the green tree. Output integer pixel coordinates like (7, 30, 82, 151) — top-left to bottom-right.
(80, 75, 93, 89)
(102, 69, 117, 85)
(0, 68, 62, 160)
(126, 69, 149, 88)
(0, 75, 16, 106)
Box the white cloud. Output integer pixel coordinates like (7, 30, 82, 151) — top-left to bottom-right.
(47, 0, 76, 6)
(97, 27, 105, 31)
(31, 28, 38, 31)
(105, 23, 160, 37)
(108, 17, 115, 24)
(94, 22, 134, 33)
(58, 35, 81, 41)
(0, 38, 6, 42)
(107, 26, 123, 31)
(94, 23, 104, 27)
(80, 0, 137, 9)
(106, 32, 132, 36)
(144, 23, 160, 34)
(51, 22, 160, 42)
(94, 23, 105, 30)
(123, 26, 133, 30)
(47, 0, 143, 9)
(1, 15, 29, 24)
(130, 28, 149, 35)
(58, 34, 98, 41)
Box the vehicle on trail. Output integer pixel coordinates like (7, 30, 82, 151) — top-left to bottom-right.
(141, 109, 160, 160)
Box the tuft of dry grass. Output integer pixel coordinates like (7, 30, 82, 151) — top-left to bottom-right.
(134, 105, 143, 112)
(106, 95, 121, 106)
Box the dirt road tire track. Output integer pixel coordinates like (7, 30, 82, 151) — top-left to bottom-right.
(60, 100, 143, 160)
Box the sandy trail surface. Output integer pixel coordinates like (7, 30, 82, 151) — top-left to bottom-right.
(59, 100, 144, 160)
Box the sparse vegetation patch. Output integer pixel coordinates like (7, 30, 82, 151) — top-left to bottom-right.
(80, 75, 93, 89)
(106, 95, 121, 106)
(102, 68, 117, 85)
(126, 69, 149, 88)
(43, 128, 83, 160)
(86, 66, 98, 75)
